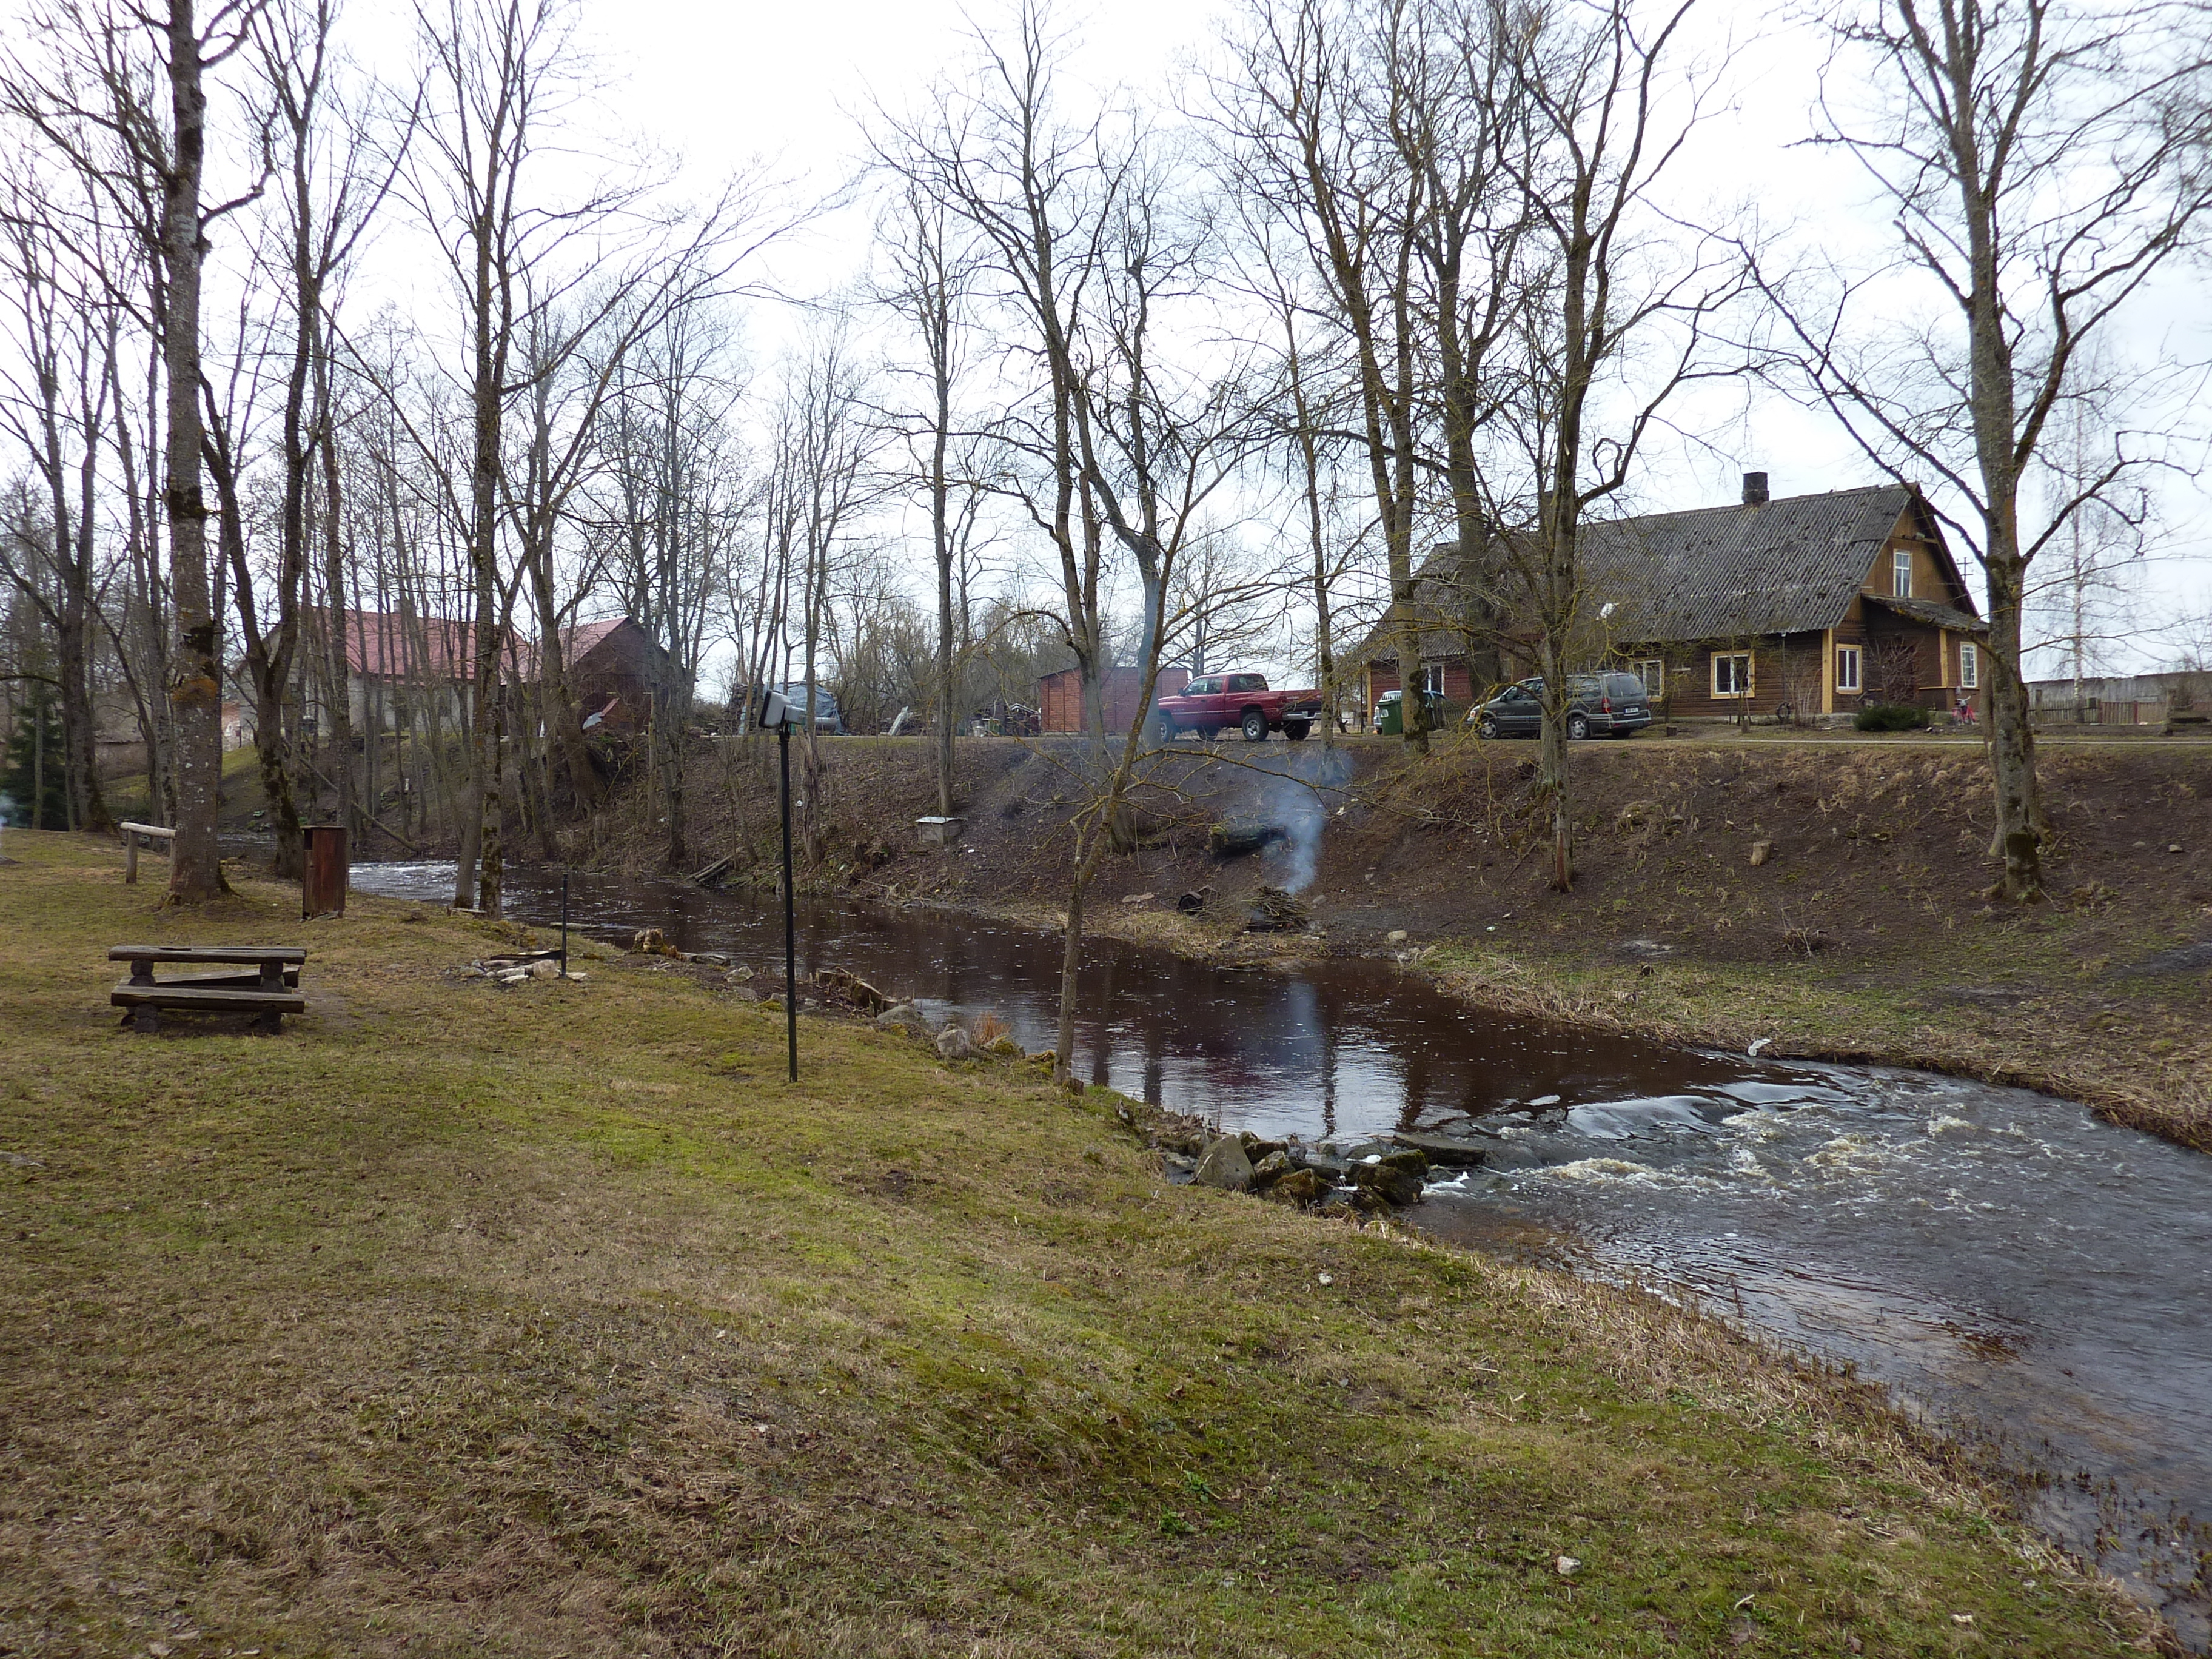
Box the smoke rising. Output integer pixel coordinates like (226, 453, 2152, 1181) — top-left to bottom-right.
(1263, 746, 1352, 893)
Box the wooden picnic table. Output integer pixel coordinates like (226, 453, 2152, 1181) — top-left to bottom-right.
(109, 945, 308, 1034)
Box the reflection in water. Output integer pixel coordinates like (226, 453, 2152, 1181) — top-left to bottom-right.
(355, 860, 2212, 1647)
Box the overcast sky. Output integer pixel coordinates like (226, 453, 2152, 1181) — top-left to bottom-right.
(592, 0, 2212, 672)
(7, 0, 2206, 677)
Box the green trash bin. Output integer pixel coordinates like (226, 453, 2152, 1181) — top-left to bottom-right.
(1372, 688, 1439, 734)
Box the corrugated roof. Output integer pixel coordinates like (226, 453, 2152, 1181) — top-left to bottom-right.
(1862, 593, 1986, 634)
(1355, 484, 1977, 662)
(323, 609, 478, 681)
(1583, 486, 1920, 641)
(311, 611, 646, 685)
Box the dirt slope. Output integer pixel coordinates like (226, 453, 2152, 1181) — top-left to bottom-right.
(609, 731, 2212, 1150)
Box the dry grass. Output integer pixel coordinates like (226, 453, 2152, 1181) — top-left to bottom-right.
(0, 830, 2173, 1657)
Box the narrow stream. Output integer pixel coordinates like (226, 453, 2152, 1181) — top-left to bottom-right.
(357, 861, 2212, 1644)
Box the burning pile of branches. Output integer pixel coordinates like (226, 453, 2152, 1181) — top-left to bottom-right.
(1245, 885, 1310, 933)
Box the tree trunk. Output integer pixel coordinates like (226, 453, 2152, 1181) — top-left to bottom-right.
(160, 0, 227, 902)
(1982, 552, 2043, 900)
(1052, 853, 1090, 1089)
(317, 344, 356, 839)
(1536, 629, 1572, 891)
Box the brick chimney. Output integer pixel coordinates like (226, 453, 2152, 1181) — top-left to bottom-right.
(1741, 471, 1770, 505)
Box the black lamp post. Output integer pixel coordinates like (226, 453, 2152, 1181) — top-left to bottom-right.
(759, 689, 799, 1082)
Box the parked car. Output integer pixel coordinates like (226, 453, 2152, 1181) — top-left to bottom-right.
(1154, 672, 1325, 742)
(1473, 672, 1652, 740)
(778, 684, 843, 734)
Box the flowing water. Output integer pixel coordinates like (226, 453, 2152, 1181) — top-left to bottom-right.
(356, 861, 2212, 1643)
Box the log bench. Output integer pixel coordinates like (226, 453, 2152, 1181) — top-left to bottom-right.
(110, 945, 308, 1034)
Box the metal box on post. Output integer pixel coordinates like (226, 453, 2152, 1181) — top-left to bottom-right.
(302, 825, 348, 918)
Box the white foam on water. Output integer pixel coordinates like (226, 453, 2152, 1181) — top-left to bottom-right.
(1728, 1146, 1771, 1180)
(1803, 1134, 1888, 1171)
(1546, 1157, 1660, 1184)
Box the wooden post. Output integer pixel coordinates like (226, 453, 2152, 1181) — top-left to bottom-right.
(120, 822, 175, 885)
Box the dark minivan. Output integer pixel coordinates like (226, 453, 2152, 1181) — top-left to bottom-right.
(1473, 672, 1652, 740)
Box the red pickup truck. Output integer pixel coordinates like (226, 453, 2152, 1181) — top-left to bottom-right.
(1154, 672, 1326, 743)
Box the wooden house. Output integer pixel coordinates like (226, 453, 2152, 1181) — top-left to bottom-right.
(1357, 476, 1988, 723)
(562, 617, 672, 735)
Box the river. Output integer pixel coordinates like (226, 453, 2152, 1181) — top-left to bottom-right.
(355, 860, 2212, 1646)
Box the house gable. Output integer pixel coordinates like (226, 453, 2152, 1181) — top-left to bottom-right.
(1857, 495, 1979, 617)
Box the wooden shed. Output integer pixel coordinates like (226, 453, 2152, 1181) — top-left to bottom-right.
(1038, 666, 1190, 734)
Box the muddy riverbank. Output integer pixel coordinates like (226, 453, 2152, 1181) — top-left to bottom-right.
(358, 859, 2212, 1647)
(601, 736, 2212, 1151)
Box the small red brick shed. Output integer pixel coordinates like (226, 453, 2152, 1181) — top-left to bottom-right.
(1037, 666, 1190, 734)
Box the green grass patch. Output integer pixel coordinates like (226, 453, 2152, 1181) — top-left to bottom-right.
(0, 830, 2155, 1655)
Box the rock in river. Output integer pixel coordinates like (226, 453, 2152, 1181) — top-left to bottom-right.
(1248, 1149, 1295, 1190)
(1390, 1131, 1489, 1168)
(1355, 1148, 1427, 1207)
(1193, 1136, 1254, 1192)
(1263, 1168, 1330, 1208)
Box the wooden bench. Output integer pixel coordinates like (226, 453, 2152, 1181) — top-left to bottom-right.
(110, 945, 308, 1034)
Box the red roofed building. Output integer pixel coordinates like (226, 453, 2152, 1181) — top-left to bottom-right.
(301, 609, 676, 739)
(561, 617, 672, 736)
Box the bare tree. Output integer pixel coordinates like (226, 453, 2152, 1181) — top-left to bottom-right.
(1490, 0, 1747, 891)
(870, 178, 975, 818)
(0, 167, 116, 833)
(1768, 0, 2212, 899)
(158, 0, 261, 900)
(894, 7, 1255, 1084)
(2025, 346, 2150, 705)
(10, 0, 266, 896)
(1216, 0, 1439, 749)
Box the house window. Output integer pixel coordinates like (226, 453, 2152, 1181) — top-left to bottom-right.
(1632, 659, 1664, 695)
(1421, 662, 1446, 697)
(1959, 641, 1979, 689)
(1835, 644, 1862, 694)
(1711, 652, 1752, 698)
(1892, 549, 1913, 598)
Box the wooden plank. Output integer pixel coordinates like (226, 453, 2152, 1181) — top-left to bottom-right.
(119, 820, 176, 839)
(110, 984, 306, 1013)
(109, 945, 309, 965)
(151, 968, 303, 990)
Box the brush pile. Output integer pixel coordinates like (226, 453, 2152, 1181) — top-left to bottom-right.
(1245, 885, 1310, 932)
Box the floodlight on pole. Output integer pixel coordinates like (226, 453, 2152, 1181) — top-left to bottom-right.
(758, 688, 799, 1082)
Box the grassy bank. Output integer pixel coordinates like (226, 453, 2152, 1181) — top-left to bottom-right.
(0, 831, 2168, 1656)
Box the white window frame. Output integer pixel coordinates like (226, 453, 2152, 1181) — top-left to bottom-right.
(1959, 641, 1979, 689)
(1835, 643, 1862, 694)
(1892, 549, 1913, 598)
(1421, 661, 1446, 697)
(1711, 652, 1753, 699)
(1632, 658, 1664, 696)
